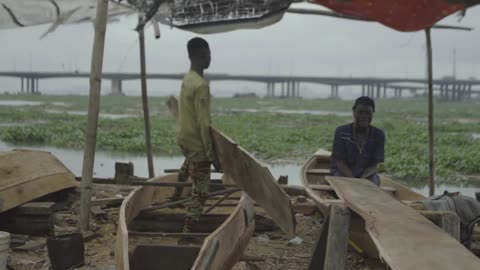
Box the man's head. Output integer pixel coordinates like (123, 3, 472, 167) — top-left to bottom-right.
(352, 96, 375, 129)
(187, 37, 211, 70)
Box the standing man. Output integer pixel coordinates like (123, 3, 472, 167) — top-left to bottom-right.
(176, 37, 221, 234)
(330, 96, 385, 185)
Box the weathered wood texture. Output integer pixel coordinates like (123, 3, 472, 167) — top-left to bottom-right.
(192, 194, 255, 270)
(327, 176, 480, 270)
(115, 174, 177, 270)
(79, 0, 109, 233)
(115, 172, 255, 270)
(0, 150, 77, 213)
(308, 205, 350, 270)
(211, 129, 296, 238)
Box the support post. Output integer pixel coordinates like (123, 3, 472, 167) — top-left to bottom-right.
(308, 205, 350, 270)
(137, 21, 155, 179)
(425, 28, 435, 196)
(79, 0, 109, 233)
(361, 84, 365, 96)
(21, 77, 24, 93)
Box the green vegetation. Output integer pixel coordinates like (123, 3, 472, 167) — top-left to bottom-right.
(0, 94, 479, 183)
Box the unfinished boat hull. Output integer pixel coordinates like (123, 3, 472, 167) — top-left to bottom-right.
(300, 149, 425, 257)
(0, 150, 77, 213)
(115, 173, 255, 270)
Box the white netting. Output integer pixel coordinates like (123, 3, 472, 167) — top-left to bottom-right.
(0, 0, 133, 30)
(0, 0, 292, 34)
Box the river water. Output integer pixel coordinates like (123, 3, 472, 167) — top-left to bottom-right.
(0, 141, 478, 198)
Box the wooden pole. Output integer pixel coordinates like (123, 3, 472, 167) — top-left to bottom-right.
(141, 188, 241, 213)
(79, 0, 109, 233)
(425, 28, 435, 196)
(137, 20, 155, 178)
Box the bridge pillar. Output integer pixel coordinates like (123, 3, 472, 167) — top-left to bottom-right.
(287, 81, 292, 97)
(295, 81, 300, 97)
(460, 84, 466, 101)
(281, 82, 285, 97)
(330, 84, 339, 98)
(368, 84, 374, 97)
(445, 84, 448, 99)
(20, 77, 24, 93)
(383, 84, 387, 98)
(452, 83, 458, 101)
(376, 83, 381, 98)
(111, 79, 123, 95)
(361, 84, 365, 96)
(467, 84, 472, 99)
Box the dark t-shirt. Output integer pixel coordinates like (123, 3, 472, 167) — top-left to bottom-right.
(330, 123, 385, 177)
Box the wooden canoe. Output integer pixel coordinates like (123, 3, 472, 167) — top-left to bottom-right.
(301, 148, 425, 257)
(0, 150, 77, 213)
(115, 173, 255, 270)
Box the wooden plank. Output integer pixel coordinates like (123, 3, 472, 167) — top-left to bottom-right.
(91, 197, 124, 207)
(15, 202, 56, 215)
(192, 194, 255, 270)
(0, 150, 77, 213)
(90, 205, 107, 217)
(324, 205, 350, 270)
(211, 128, 296, 238)
(307, 211, 329, 270)
(310, 184, 334, 191)
(13, 239, 46, 252)
(306, 169, 330, 175)
(0, 213, 54, 236)
(327, 176, 480, 270)
(115, 174, 177, 270)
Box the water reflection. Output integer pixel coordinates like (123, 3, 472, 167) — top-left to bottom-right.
(0, 100, 43, 106)
(228, 108, 351, 116)
(45, 109, 139, 119)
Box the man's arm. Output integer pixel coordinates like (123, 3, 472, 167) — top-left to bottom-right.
(194, 83, 215, 162)
(336, 160, 354, 177)
(361, 129, 385, 179)
(361, 164, 378, 178)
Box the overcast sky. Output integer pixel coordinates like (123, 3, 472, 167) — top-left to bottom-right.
(0, 3, 479, 97)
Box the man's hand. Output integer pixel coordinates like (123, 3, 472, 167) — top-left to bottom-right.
(212, 159, 223, 173)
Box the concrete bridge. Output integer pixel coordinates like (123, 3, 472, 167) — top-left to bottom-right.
(1, 71, 479, 101)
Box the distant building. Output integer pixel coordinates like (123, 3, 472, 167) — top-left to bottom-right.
(233, 92, 256, 98)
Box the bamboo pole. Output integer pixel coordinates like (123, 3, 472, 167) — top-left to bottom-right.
(425, 28, 435, 196)
(137, 19, 155, 178)
(79, 0, 109, 233)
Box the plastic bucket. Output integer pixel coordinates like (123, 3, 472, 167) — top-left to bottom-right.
(0, 231, 10, 270)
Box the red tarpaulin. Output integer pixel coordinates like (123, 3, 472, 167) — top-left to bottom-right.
(311, 0, 479, 31)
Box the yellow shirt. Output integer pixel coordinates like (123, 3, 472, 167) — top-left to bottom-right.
(177, 70, 214, 162)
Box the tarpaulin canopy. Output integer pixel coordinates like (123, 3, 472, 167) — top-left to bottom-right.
(0, 0, 479, 33)
(311, 0, 480, 32)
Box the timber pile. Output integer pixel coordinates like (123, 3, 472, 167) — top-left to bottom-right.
(327, 176, 480, 270)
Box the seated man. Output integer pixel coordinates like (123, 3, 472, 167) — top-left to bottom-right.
(330, 96, 385, 185)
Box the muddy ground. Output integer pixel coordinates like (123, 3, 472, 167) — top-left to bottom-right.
(5, 183, 476, 270)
